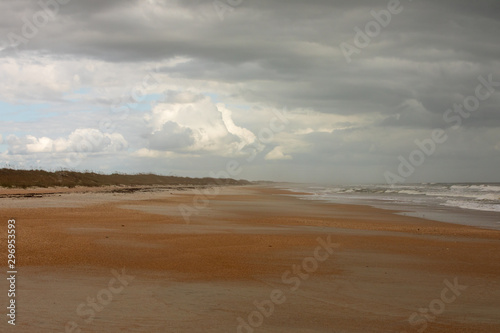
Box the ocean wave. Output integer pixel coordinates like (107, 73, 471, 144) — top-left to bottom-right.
(288, 183, 500, 206)
(397, 190, 422, 195)
(281, 183, 500, 230)
(442, 200, 500, 213)
(450, 184, 500, 192)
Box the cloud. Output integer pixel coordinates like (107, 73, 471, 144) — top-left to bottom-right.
(145, 91, 251, 155)
(265, 146, 292, 160)
(6, 129, 127, 155)
(217, 103, 256, 148)
(148, 121, 195, 151)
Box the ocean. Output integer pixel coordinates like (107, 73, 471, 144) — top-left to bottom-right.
(280, 183, 500, 231)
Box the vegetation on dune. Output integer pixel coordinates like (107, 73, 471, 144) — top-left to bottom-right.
(0, 169, 250, 189)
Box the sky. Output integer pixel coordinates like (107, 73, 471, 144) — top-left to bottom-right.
(0, 0, 499, 184)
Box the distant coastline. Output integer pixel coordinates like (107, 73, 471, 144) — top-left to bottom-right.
(0, 168, 251, 189)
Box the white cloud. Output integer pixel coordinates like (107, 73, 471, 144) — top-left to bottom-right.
(6, 129, 127, 155)
(217, 103, 256, 148)
(265, 146, 292, 160)
(132, 148, 178, 158)
(0, 56, 77, 103)
(145, 91, 252, 155)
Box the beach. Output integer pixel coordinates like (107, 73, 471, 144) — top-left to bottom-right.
(1, 185, 500, 332)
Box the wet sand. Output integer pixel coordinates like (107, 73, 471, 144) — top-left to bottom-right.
(1, 185, 500, 332)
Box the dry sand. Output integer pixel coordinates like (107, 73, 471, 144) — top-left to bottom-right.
(1, 185, 499, 332)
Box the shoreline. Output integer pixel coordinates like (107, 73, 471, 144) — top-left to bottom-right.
(2, 182, 497, 233)
(1, 185, 499, 332)
(275, 183, 500, 232)
(0, 183, 225, 197)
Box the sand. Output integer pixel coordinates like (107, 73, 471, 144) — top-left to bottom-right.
(1, 185, 499, 332)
